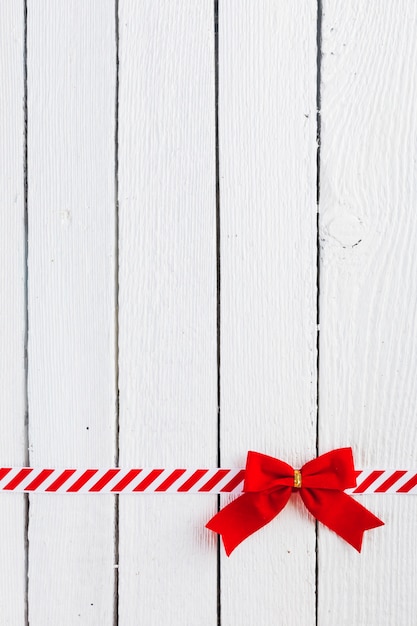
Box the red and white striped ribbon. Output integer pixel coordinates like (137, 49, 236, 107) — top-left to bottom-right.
(346, 470, 417, 495)
(0, 467, 246, 494)
(0, 467, 417, 494)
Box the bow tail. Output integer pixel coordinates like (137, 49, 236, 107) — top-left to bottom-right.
(206, 488, 292, 556)
(300, 488, 384, 552)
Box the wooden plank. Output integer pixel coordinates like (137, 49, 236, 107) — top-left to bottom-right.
(319, 2, 417, 624)
(0, 2, 27, 623)
(219, 2, 318, 624)
(117, 2, 218, 625)
(27, 2, 117, 624)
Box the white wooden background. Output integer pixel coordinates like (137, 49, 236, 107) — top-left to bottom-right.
(1, 1, 417, 625)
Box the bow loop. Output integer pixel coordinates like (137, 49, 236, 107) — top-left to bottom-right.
(206, 447, 384, 556)
(243, 451, 294, 492)
(300, 447, 358, 490)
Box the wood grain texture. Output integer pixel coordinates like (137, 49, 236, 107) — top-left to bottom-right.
(4, 3, 417, 624)
(0, 2, 27, 623)
(117, 2, 218, 624)
(219, 2, 318, 624)
(27, 2, 117, 624)
(319, 2, 417, 624)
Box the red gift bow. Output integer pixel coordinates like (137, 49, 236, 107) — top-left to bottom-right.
(206, 448, 384, 556)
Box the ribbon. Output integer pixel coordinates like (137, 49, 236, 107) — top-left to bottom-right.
(206, 448, 384, 556)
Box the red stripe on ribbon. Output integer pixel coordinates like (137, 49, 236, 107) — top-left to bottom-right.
(67, 470, 98, 492)
(155, 469, 187, 492)
(220, 470, 246, 493)
(89, 469, 121, 492)
(45, 469, 77, 492)
(0, 468, 12, 481)
(199, 469, 230, 492)
(397, 473, 417, 493)
(25, 469, 55, 491)
(375, 471, 407, 492)
(352, 470, 384, 493)
(177, 469, 209, 491)
(111, 469, 142, 492)
(4, 468, 33, 490)
(133, 470, 164, 492)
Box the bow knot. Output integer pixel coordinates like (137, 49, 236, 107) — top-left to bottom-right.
(206, 448, 384, 556)
(293, 469, 302, 488)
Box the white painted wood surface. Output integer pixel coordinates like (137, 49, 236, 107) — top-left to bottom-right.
(319, 2, 417, 625)
(1, 1, 417, 624)
(27, 2, 117, 624)
(219, 2, 317, 625)
(117, 2, 218, 625)
(0, 2, 27, 624)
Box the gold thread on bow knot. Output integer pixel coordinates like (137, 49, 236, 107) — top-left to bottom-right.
(293, 469, 302, 489)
